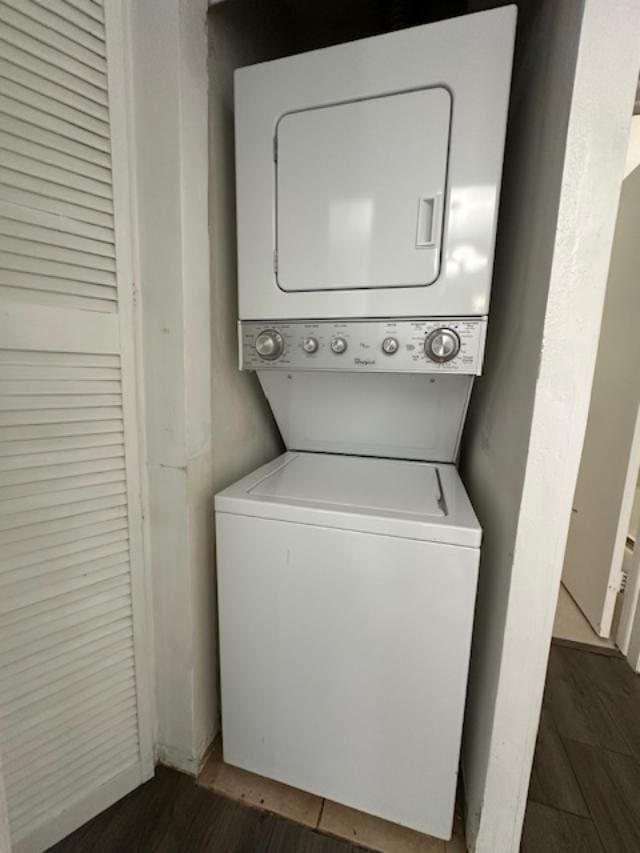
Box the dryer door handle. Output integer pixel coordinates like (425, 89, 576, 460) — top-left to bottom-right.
(415, 194, 441, 249)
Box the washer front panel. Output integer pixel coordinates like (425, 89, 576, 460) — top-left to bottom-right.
(240, 317, 487, 375)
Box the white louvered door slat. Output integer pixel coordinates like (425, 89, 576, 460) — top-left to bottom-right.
(27, 0, 105, 39)
(0, 213, 115, 255)
(0, 24, 107, 89)
(0, 42, 108, 107)
(0, 6, 107, 71)
(0, 2, 153, 852)
(0, 60, 109, 125)
(1, 0, 106, 55)
(0, 151, 113, 199)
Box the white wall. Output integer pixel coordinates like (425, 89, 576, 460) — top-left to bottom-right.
(129, 0, 216, 774)
(461, 1, 640, 850)
(563, 162, 640, 635)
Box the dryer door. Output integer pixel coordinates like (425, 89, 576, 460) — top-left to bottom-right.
(276, 88, 451, 292)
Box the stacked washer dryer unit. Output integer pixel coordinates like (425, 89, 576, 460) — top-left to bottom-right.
(215, 7, 515, 841)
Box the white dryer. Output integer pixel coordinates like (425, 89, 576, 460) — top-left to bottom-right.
(235, 6, 516, 320)
(215, 4, 515, 842)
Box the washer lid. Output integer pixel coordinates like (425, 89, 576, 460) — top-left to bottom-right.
(250, 451, 445, 517)
(216, 452, 481, 548)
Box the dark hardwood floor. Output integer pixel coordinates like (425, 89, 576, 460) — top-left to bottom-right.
(522, 642, 640, 852)
(47, 764, 374, 853)
(48, 640, 640, 852)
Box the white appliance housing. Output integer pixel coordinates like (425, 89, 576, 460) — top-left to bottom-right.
(216, 453, 481, 838)
(215, 6, 516, 842)
(235, 6, 516, 320)
(239, 316, 488, 462)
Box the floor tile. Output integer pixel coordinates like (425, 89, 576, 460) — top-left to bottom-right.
(197, 751, 323, 828)
(527, 708, 589, 816)
(563, 737, 640, 852)
(520, 801, 603, 853)
(179, 786, 276, 852)
(544, 645, 631, 754)
(197, 736, 223, 788)
(264, 818, 367, 853)
(599, 747, 640, 837)
(580, 651, 640, 763)
(49, 765, 359, 853)
(319, 800, 445, 853)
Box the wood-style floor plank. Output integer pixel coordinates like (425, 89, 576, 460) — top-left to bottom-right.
(265, 818, 365, 853)
(525, 643, 640, 852)
(599, 749, 640, 841)
(46, 641, 640, 853)
(47, 766, 370, 853)
(577, 649, 640, 764)
(563, 737, 640, 853)
(49, 768, 205, 853)
(178, 793, 278, 853)
(528, 707, 589, 817)
(543, 645, 631, 755)
(521, 801, 604, 853)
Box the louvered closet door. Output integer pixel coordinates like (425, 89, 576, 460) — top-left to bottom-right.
(0, 2, 153, 851)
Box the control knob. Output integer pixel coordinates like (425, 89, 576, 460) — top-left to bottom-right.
(330, 336, 348, 354)
(382, 337, 399, 355)
(254, 329, 284, 361)
(424, 327, 460, 363)
(302, 336, 319, 354)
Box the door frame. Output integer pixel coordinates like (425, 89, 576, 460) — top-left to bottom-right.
(106, 0, 155, 773)
(616, 402, 640, 669)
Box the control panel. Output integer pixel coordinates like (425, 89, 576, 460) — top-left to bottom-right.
(240, 318, 487, 375)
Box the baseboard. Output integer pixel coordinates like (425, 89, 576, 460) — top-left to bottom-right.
(156, 735, 218, 777)
(551, 637, 621, 657)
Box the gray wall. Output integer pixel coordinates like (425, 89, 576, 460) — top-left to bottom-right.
(208, 1, 285, 502)
(207, 0, 288, 738)
(461, 0, 584, 825)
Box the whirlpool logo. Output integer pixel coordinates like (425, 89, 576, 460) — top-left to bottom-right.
(354, 358, 376, 366)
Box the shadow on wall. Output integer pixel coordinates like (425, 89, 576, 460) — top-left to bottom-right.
(459, 0, 585, 840)
(209, 0, 286, 499)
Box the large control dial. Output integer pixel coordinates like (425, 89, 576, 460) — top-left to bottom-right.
(254, 329, 284, 361)
(424, 327, 460, 363)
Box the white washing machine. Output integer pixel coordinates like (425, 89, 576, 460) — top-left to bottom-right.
(216, 452, 480, 839)
(216, 5, 516, 841)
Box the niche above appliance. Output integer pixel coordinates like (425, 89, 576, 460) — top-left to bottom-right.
(234, 6, 516, 321)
